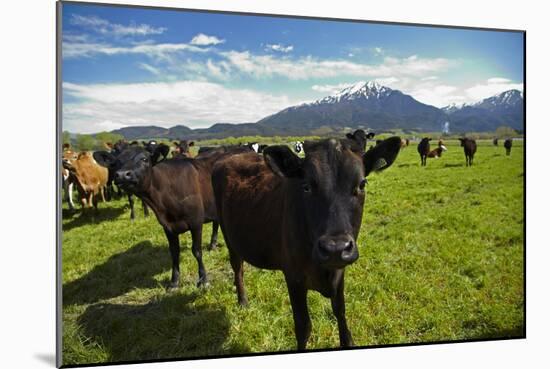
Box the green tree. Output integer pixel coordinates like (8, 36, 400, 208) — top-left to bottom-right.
(495, 126, 517, 138)
(76, 134, 96, 151)
(62, 131, 71, 146)
(95, 131, 124, 148)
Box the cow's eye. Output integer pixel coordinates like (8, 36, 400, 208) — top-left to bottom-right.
(302, 183, 312, 193)
(141, 157, 148, 162)
(354, 179, 367, 195)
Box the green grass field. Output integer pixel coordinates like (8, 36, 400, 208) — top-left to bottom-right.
(61, 139, 524, 366)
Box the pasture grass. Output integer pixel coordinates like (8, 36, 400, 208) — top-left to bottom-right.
(61, 139, 524, 365)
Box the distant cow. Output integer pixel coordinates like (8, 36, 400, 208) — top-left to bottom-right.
(493, 137, 499, 146)
(62, 151, 108, 209)
(94, 145, 248, 289)
(504, 138, 513, 156)
(243, 142, 269, 154)
(294, 141, 304, 154)
(459, 137, 477, 166)
(400, 138, 410, 149)
(346, 129, 375, 151)
(172, 140, 194, 158)
(212, 136, 402, 349)
(427, 139, 447, 158)
(417, 137, 432, 166)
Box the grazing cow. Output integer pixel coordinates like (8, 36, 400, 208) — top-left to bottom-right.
(417, 137, 432, 166)
(212, 136, 402, 350)
(504, 138, 513, 156)
(427, 140, 447, 158)
(459, 137, 477, 166)
(405, 138, 410, 146)
(294, 141, 304, 154)
(94, 145, 248, 288)
(346, 129, 375, 151)
(62, 151, 108, 209)
(62, 144, 76, 210)
(493, 137, 499, 146)
(172, 140, 194, 158)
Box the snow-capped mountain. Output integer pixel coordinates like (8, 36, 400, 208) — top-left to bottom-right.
(312, 81, 393, 105)
(445, 89, 524, 132)
(259, 81, 446, 133)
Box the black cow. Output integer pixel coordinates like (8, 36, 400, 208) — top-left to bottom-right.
(504, 138, 513, 156)
(459, 137, 477, 166)
(346, 129, 375, 151)
(94, 145, 248, 289)
(493, 137, 499, 146)
(212, 136, 402, 350)
(417, 137, 432, 166)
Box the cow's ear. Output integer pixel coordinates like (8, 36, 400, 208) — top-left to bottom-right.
(151, 143, 170, 164)
(346, 133, 354, 139)
(363, 136, 401, 176)
(189, 141, 195, 147)
(264, 145, 303, 178)
(104, 142, 113, 150)
(366, 132, 376, 139)
(63, 143, 71, 150)
(93, 151, 116, 168)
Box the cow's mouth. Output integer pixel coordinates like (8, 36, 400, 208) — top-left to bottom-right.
(314, 236, 359, 269)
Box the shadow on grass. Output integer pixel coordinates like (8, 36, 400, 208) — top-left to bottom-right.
(443, 163, 464, 168)
(62, 206, 128, 231)
(63, 241, 170, 306)
(75, 293, 249, 364)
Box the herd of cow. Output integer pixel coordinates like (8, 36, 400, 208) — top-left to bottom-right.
(61, 130, 515, 350)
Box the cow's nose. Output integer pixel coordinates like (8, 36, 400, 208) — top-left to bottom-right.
(115, 170, 133, 181)
(317, 235, 358, 265)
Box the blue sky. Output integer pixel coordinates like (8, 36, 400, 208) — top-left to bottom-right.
(61, 2, 524, 133)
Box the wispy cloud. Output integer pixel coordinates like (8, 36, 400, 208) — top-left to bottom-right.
(221, 51, 456, 80)
(190, 33, 225, 46)
(138, 63, 161, 75)
(265, 43, 294, 53)
(63, 81, 300, 133)
(465, 78, 523, 101)
(63, 40, 209, 59)
(71, 14, 167, 36)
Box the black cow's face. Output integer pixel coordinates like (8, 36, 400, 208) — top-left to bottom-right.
(264, 136, 401, 269)
(94, 146, 166, 193)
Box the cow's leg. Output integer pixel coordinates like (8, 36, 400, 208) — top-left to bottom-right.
(208, 221, 219, 250)
(67, 182, 75, 210)
(164, 228, 180, 289)
(92, 192, 98, 209)
(285, 276, 311, 350)
(190, 226, 208, 287)
(100, 187, 106, 203)
(128, 194, 135, 220)
(142, 200, 149, 217)
(228, 247, 247, 306)
(331, 274, 353, 347)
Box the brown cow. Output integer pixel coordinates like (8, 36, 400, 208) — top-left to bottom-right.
(212, 136, 402, 350)
(427, 140, 447, 158)
(459, 137, 477, 166)
(504, 138, 513, 156)
(63, 151, 108, 208)
(417, 137, 432, 166)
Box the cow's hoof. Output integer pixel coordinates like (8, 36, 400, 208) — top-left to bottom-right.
(197, 278, 209, 288)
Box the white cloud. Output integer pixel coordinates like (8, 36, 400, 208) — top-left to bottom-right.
(373, 47, 384, 55)
(190, 33, 225, 46)
(138, 63, 161, 75)
(221, 51, 455, 80)
(311, 83, 356, 94)
(265, 43, 294, 53)
(374, 77, 400, 86)
(465, 78, 523, 101)
(71, 14, 166, 36)
(63, 41, 209, 59)
(62, 81, 299, 133)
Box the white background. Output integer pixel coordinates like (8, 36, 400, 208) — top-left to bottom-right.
(0, 0, 547, 368)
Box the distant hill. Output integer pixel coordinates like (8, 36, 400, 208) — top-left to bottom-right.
(93, 82, 524, 140)
(442, 89, 524, 132)
(258, 81, 447, 133)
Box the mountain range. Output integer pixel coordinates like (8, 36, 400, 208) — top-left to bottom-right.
(104, 81, 524, 140)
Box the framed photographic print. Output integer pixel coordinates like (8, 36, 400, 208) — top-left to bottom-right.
(57, 0, 525, 367)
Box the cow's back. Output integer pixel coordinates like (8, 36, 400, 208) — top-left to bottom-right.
(75, 153, 108, 193)
(212, 153, 287, 270)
